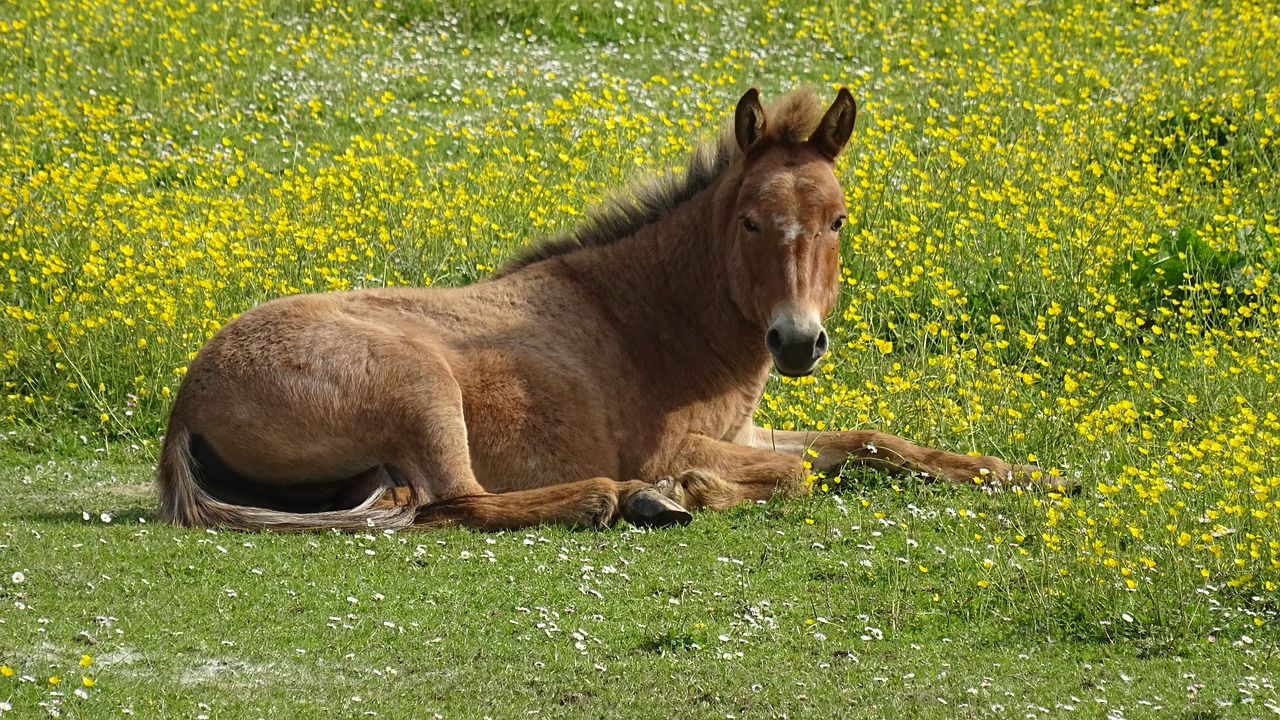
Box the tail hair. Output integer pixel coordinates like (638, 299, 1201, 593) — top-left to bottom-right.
(156, 422, 415, 532)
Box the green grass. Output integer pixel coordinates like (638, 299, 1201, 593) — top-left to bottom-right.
(2, 0, 1279, 716)
(0, 453, 1272, 718)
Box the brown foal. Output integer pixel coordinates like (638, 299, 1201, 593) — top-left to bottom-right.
(157, 87, 1062, 532)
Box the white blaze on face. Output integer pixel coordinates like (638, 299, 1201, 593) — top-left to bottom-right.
(774, 214, 803, 245)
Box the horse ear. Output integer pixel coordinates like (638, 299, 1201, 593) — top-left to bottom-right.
(734, 88, 767, 153)
(808, 87, 857, 160)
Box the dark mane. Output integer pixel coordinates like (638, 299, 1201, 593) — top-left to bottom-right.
(491, 87, 829, 279)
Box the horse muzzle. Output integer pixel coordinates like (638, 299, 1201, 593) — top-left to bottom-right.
(765, 313, 829, 377)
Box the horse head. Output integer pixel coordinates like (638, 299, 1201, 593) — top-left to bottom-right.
(723, 87, 856, 377)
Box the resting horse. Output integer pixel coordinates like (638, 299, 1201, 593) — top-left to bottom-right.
(157, 87, 1061, 532)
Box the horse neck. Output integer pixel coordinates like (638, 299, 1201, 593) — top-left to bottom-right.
(562, 181, 771, 399)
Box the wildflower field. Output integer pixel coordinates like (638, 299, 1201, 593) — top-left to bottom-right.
(2, 0, 1279, 716)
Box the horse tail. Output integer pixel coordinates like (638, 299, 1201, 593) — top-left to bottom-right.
(156, 421, 416, 532)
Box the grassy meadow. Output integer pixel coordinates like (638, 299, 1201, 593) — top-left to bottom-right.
(2, 0, 1279, 716)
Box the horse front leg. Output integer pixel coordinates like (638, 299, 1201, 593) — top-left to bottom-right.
(645, 435, 813, 511)
(744, 426, 1071, 491)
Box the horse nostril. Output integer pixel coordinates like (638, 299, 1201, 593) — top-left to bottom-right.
(814, 329, 829, 359)
(766, 328, 783, 355)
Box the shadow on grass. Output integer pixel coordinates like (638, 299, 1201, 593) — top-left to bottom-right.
(19, 508, 157, 525)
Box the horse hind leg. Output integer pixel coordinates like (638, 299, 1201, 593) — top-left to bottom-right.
(377, 350, 690, 530)
(412, 478, 691, 531)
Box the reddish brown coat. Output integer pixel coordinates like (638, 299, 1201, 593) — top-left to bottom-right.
(156, 88, 1062, 532)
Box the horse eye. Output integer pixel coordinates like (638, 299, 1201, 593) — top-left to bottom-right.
(831, 217, 845, 232)
(742, 217, 760, 233)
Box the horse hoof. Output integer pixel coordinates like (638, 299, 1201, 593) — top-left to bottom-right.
(623, 488, 692, 528)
